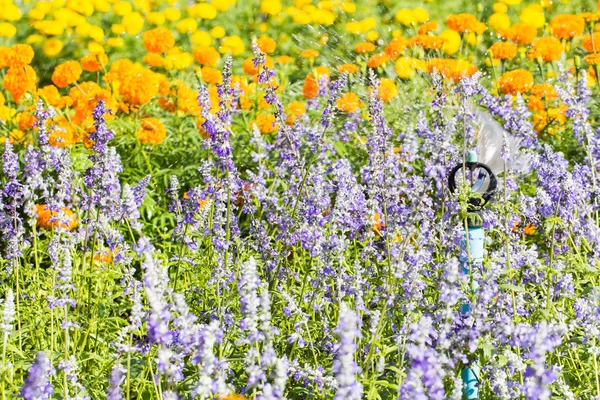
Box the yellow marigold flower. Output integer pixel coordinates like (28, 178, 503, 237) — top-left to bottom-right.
(112, 24, 126, 35)
(35, 204, 78, 231)
(257, 37, 277, 54)
(193, 46, 220, 66)
(447, 13, 486, 34)
(300, 49, 319, 59)
(409, 35, 446, 51)
(520, 4, 545, 29)
(33, 20, 64, 36)
(527, 37, 563, 62)
(418, 20, 438, 35)
(164, 51, 194, 71)
(488, 42, 517, 60)
(580, 12, 600, 23)
(6, 44, 34, 68)
(42, 38, 63, 57)
(488, 12, 511, 31)
(81, 52, 108, 72)
(338, 63, 359, 74)
(123, 12, 144, 35)
(220, 35, 245, 55)
(191, 31, 212, 47)
(211, 26, 226, 38)
(427, 58, 478, 82)
(345, 21, 363, 34)
(147, 11, 166, 25)
(312, 9, 335, 25)
(52, 61, 82, 88)
(0, 23, 16, 38)
(0, 46, 8, 68)
(0, 105, 17, 122)
(502, 22, 537, 45)
(395, 56, 416, 79)
(88, 25, 105, 42)
(113, 1, 133, 16)
(276, 55, 293, 64)
(384, 37, 406, 60)
(395, 8, 429, 26)
(164, 7, 181, 22)
(137, 117, 166, 145)
(377, 78, 398, 102)
(550, 14, 585, 40)
(366, 31, 379, 42)
(498, 69, 534, 95)
(189, 3, 217, 19)
(253, 113, 278, 134)
(583, 33, 600, 53)
(4, 66, 37, 102)
(3, 3, 21, 21)
(493, 3, 508, 13)
(88, 42, 105, 54)
(367, 52, 389, 68)
(354, 42, 376, 53)
(0, 91, 4, 106)
(337, 92, 362, 113)
(107, 38, 125, 48)
(212, 0, 236, 12)
(261, 0, 282, 15)
(26, 34, 44, 44)
(143, 28, 175, 53)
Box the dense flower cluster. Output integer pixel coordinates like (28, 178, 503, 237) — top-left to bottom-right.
(0, 0, 599, 399)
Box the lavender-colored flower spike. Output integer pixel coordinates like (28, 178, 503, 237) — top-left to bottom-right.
(107, 363, 126, 400)
(19, 352, 55, 400)
(333, 303, 363, 400)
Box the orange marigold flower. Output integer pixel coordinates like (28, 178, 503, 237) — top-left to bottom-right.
(384, 37, 406, 59)
(4, 66, 37, 103)
(144, 53, 166, 68)
(143, 27, 175, 53)
(49, 116, 80, 147)
(585, 53, 600, 65)
(37, 85, 62, 107)
(35, 204, 78, 231)
(5, 44, 34, 68)
(286, 101, 306, 125)
(137, 117, 166, 145)
(498, 69, 534, 95)
(276, 55, 293, 64)
(242, 56, 274, 76)
(200, 66, 222, 85)
(253, 113, 278, 134)
(300, 49, 319, 59)
(193, 46, 220, 66)
(502, 23, 537, 45)
(337, 92, 362, 113)
(527, 37, 563, 62)
(549, 14, 585, 40)
(377, 78, 398, 102)
(52, 60, 82, 88)
(367, 52, 390, 68)
(355, 42, 376, 53)
(409, 35, 447, 50)
(68, 81, 113, 124)
(256, 37, 276, 53)
(112, 63, 164, 107)
(427, 58, 478, 82)
(531, 83, 558, 98)
(446, 13, 486, 34)
(18, 111, 37, 131)
(582, 33, 600, 53)
(338, 63, 359, 74)
(418, 20, 438, 35)
(81, 52, 108, 72)
(488, 42, 517, 60)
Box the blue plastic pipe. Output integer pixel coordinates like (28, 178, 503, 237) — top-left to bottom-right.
(460, 226, 483, 399)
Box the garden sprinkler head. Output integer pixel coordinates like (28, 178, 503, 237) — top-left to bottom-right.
(448, 150, 498, 213)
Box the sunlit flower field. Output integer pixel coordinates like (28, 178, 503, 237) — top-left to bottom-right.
(1, 0, 600, 398)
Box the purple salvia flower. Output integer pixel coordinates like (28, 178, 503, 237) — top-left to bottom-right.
(107, 363, 126, 400)
(19, 352, 54, 400)
(321, 73, 348, 129)
(333, 302, 362, 400)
